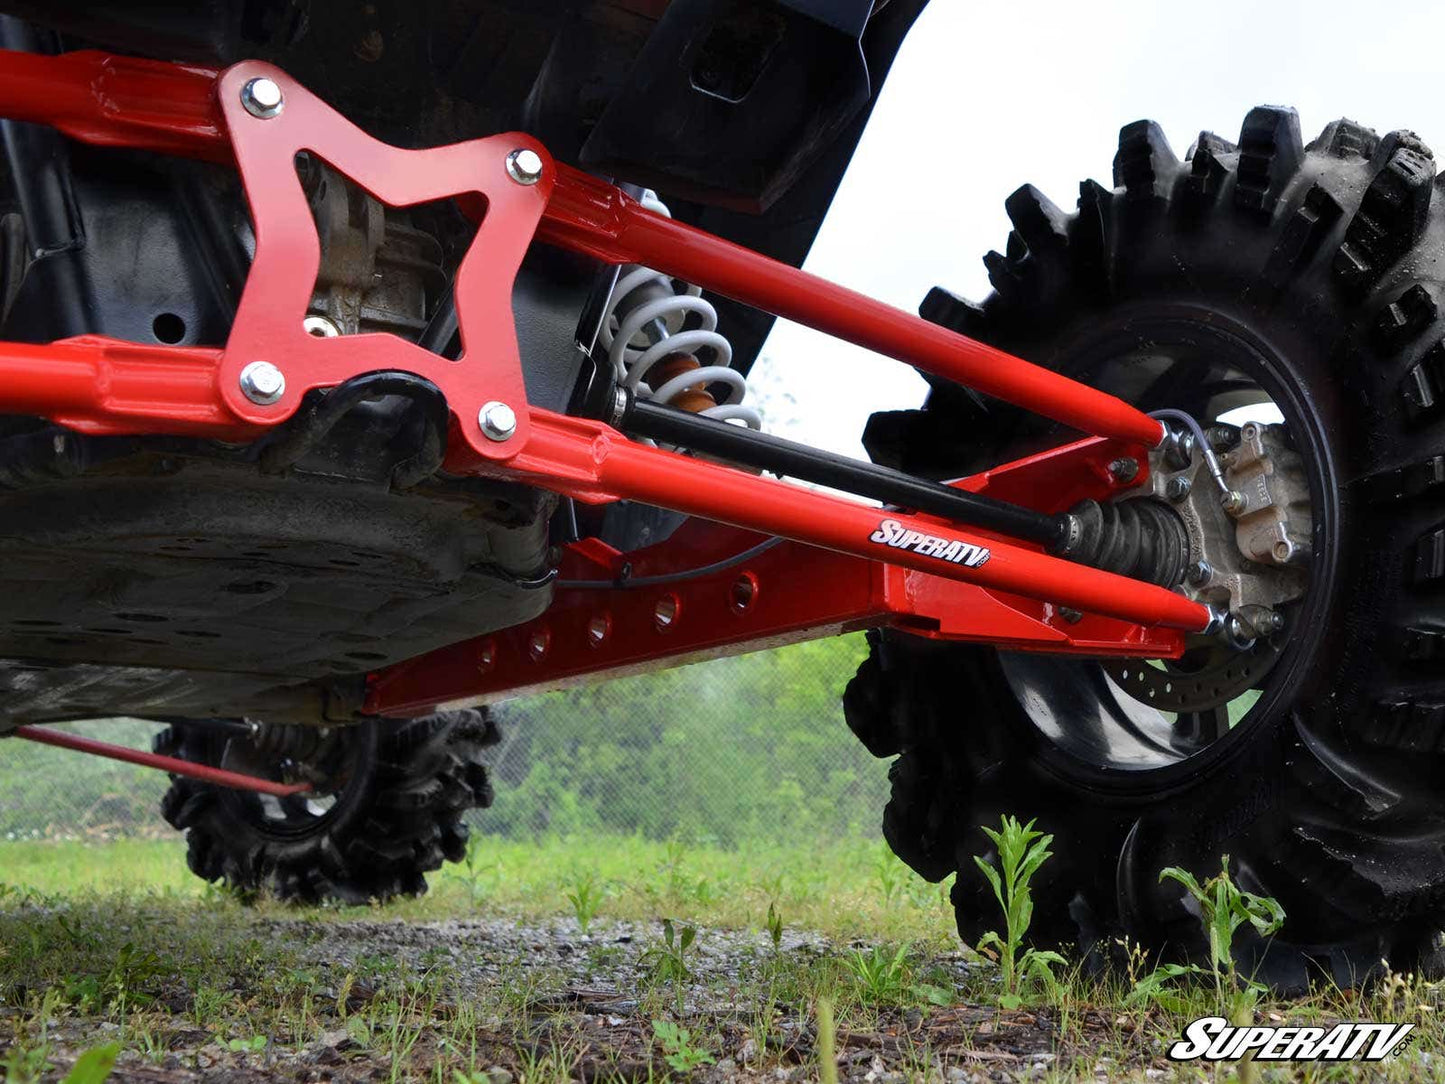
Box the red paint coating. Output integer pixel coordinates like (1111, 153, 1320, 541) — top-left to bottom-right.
(367, 436, 1193, 716)
(539, 165, 1165, 446)
(0, 48, 1213, 714)
(0, 49, 226, 161)
(12, 725, 312, 796)
(0, 50, 1163, 446)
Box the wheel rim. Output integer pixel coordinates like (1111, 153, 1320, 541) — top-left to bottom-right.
(216, 723, 372, 839)
(995, 306, 1339, 782)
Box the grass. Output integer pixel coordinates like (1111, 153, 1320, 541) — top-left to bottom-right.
(0, 832, 1441, 1081)
(0, 833, 960, 945)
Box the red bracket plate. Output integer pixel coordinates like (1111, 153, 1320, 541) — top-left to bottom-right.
(214, 63, 548, 461)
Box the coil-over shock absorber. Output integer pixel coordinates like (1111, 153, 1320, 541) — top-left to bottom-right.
(598, 192, 761, 429)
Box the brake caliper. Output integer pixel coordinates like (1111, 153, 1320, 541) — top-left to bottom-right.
(1148, 420, 1311, 643)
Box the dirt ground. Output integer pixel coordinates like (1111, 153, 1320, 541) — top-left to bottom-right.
(6, 914, 1173, 1083)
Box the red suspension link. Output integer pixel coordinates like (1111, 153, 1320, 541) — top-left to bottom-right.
(12, 725, 311, 797)
(0, 47, 1212, 674)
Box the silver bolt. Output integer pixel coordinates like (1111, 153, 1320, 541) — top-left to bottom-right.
(1165, 476, 1192, 502)
(1108, 457, 1139, 484)
(1224, 613, 1256, 650)
(1221, 490, 1247, 516)
(240, 77, 284, 119)
(479, 400, 518, 441)
(1162, 427, 1195, 471)
(1187, 560, 1212, 587)
(302, 315, 340, 338)
(1260, 609, 1286, 634)
(239, 360, 286, 405)
(505, 148, 544, 186)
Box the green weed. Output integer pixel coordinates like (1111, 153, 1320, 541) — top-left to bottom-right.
(565, 872, 605, 936)
(442, 845, 496, 908)
(1129, 854, 1285, 1014)
(845, 942, 910, 1003)
(972, 815, 1066, 1008)
(651, 1018, 715, 1073)
(59, 1042, 119, 1084)
(642, 918, 697, 1014)
(875, 850, 905, 905)
(765, 901, 783, 951)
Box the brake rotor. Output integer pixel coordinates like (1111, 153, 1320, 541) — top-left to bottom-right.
(1101, 641, 1281, 714)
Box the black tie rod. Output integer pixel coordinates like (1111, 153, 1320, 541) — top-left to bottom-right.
(618, 394, 1068, 548)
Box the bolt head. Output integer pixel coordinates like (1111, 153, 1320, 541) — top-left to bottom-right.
(1187, 560, 1212, 586)
(1165, 476, 1192, 502)
(240, 77, 284, 119)
(1224, 613, 1256, 648)
(506, 148, 544, 185)
(1108, 457, 1139, 483)
(1221, 490, 1247, 516)
(239, 361, 285, 405)
(479, 400, 518, 441)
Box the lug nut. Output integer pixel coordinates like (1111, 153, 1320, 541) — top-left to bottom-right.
(479, 400, 518, 441)
(1165, 476, 1192, 501)
(239, 360, 285, 405)
(1187, 560, 1212, 586)
(506, 148, 544, 186)
(240, 77, 284, 119)
(1221, 490, 1247, 516)
(1108, 457, 1139, 484)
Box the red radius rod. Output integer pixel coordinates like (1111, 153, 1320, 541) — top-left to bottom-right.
(11, 725, 312, 796)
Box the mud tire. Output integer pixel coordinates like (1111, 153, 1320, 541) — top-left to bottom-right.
(845, 109, 1445, 992)
(155, 710, 498, 904)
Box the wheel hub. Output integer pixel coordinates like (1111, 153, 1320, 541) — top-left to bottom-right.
(1093, 414, 1308, 716)
(1142, 419, 1311, 632)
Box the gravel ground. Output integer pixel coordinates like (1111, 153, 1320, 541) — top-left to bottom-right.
(6, 914, 1165, 1083)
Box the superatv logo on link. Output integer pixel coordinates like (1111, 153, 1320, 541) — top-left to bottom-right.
(869, 519, 991, 568)
(1169, 1016, 1415, 1063)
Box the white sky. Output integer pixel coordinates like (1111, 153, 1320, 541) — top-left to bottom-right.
(752, 0, 1445, 455)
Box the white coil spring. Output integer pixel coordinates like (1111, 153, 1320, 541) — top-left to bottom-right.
(597, 192, 762, 430)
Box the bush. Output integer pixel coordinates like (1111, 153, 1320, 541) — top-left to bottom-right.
(484, 634, 886, 845)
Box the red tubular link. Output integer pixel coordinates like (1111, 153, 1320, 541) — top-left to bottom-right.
(0, 50, 1210, 647)
(538, 164, 1167, 447)
(11, 725, 311, 797)
(509, 411, 1213, 632)
(0, 49, 1166, 448)
(0, 50, 226, 161)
